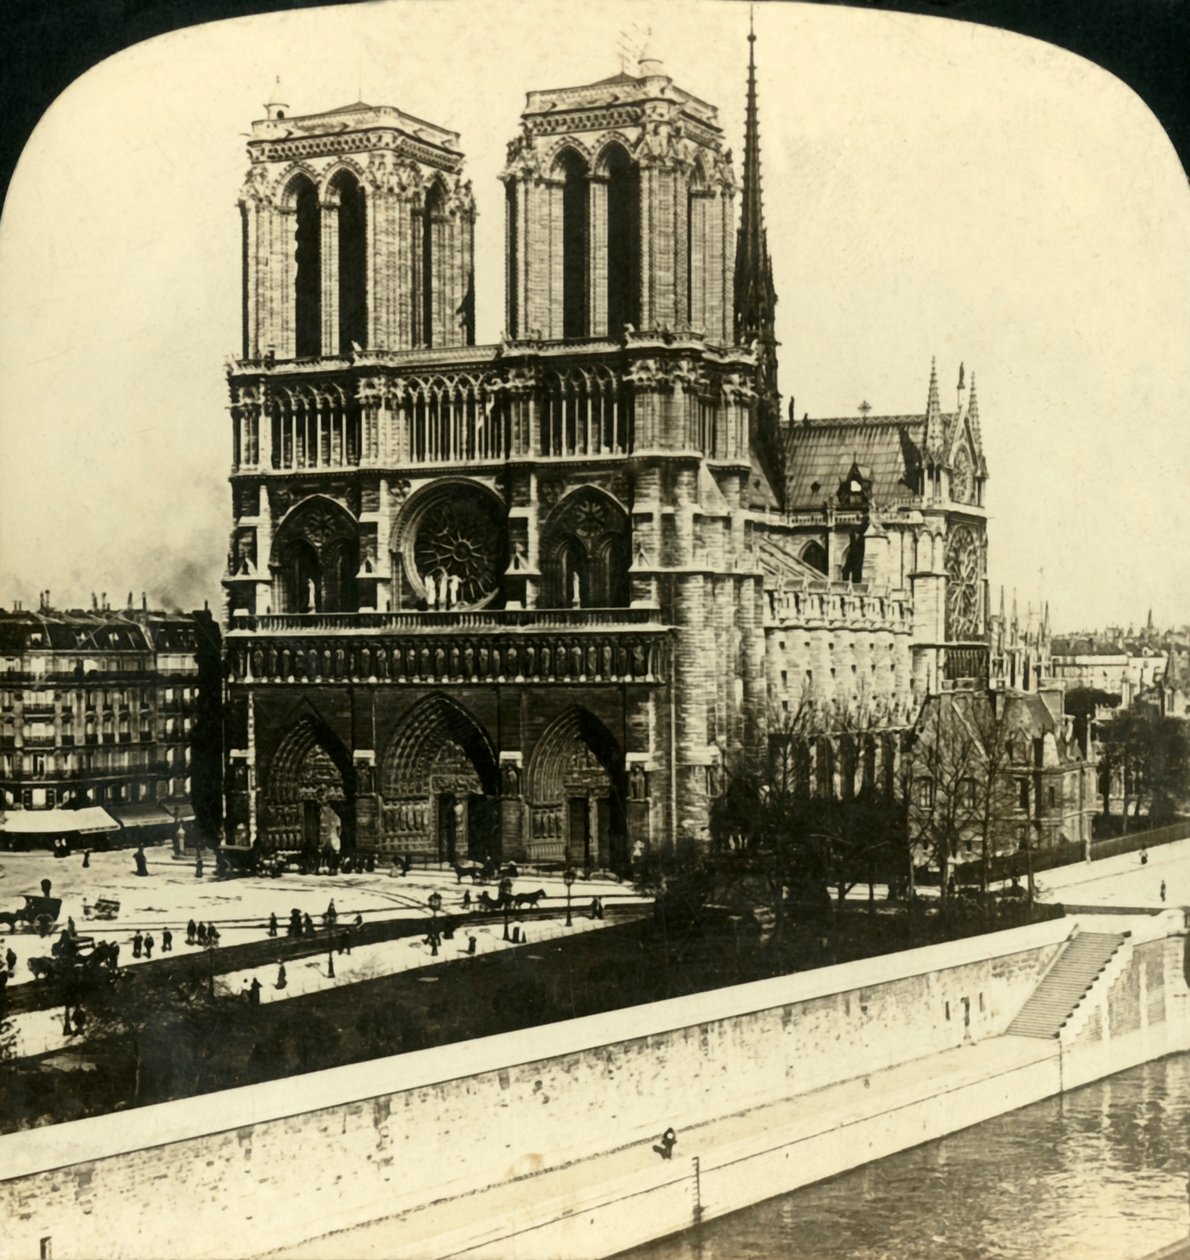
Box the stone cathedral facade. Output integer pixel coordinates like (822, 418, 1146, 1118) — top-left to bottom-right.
(221, 39, 990, 871)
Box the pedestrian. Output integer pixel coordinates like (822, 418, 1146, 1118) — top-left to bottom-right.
(186, 918, 197, 945)
(162, 927, 173, 952)
(462, 890, 472, 910)
(241, 980, 251, 1002)
(6, 945, 16, 975)
(303, 912, 315, 937)
(268, 912, 278, 938)
(132, 931, 143, 959)
(133, 846, 149, 877)
(653, 1127, 677, 1160)
(197, 921, 208, 945)
(67, 916, 77, 937)
(72, 1006, 87, 1035)
(326, 899, 337, 927)
(195, 853, 204, 879)
(353, 913, 363, 928)
(41, 878, 52, 899)
(0, 968, 8, 1001)
(1141, 849, 1149, 866)
(1161, 880, 1167, 902)
(467, 934, 477, 955)
(208, 923, 220, 946)
(250, 977, 262, 1006)
(144, 933, 154, 959)
(82, 849, 91, 869)
(276, 963, 287, 990)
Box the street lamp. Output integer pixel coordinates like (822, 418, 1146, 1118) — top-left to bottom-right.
(500, 876, 512, 942)
(428, 891, 442, 957)
(563, 867, 576, 927)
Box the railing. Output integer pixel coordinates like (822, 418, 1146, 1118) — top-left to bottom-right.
(227, 607, 662, 634)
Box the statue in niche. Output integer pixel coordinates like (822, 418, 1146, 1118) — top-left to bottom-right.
(602, 644, 613, 677)
(479, 646, 490, 676)
(434, 647, 445, 676)
(305, 576, 317, 612)
(510, 540, 528, 571)
(507, 646, 518, 677)
(502, 763, 521, 797)
(464, 645, 474, 676)
(525, 645, 536, 676)
(447, 573, 462, 607)
(425, 571, 439, 610)
(629, 763, 648, 801)
(541, 645, 551, 676)
(450, 647, 460, 676)
(571, 570, 582, 608)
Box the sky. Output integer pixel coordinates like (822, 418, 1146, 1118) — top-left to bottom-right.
(0, 0, 1187, 632)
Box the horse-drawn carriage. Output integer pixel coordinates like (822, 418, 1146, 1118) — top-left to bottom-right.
(27, 929, 120, 983)
(0, 893, 62, 936)
(84, 894, 121, 921)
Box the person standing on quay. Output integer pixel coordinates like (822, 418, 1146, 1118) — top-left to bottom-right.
(162, 927, 172, 952)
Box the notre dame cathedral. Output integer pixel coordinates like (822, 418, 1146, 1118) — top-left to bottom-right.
(221, 31, 990, 872)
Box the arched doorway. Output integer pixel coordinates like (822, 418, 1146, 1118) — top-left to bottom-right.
(380, 694, 500, 864)
(526, 706, 628, 873)
(261, 712, 354, 855)
(541, 488, 630, 608)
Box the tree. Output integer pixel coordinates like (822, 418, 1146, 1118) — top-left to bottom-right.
(1099, 706, 1190, 828)
(965, 694, 1023, 895)
(903, 697, 984, 904)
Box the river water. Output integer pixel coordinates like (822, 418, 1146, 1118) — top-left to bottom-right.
(623, 1054, 1190, 1260)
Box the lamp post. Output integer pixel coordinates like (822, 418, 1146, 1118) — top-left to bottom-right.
(500, 876, 512, 942)
(428, 891, 442, 957)
(563, 867, 576, 927)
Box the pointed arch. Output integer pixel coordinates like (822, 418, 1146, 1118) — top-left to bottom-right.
(555, 148, 590, 338)
(261, 706, 354, 853)
(380, 694, 499, 863)
(416, 175, 449, 348)
(284, 172, 321, 357)
(800, 540, 828, 575)
(271, 494, 359, 613)
(603, 141, 640, 336)
(540, 485, 630, 608)
(328, 167, 367, 354)
(526, 705, 628, 871)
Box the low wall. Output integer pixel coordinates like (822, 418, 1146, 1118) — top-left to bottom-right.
(0, 918, 1071, 1260)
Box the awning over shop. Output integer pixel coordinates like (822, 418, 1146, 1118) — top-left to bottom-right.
(0, 806, 119, 835)
(106, 803, 190, 829)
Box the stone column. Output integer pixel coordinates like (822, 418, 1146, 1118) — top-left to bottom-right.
(587, 174, 608, 336)
(320, 195, 340, 357)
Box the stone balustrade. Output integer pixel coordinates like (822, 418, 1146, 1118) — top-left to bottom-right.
(765, 586, 913, 632)
(227, 608, 661, 634)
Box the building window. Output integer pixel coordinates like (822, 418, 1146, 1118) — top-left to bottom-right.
(915, 777, 935, 807)
(1048, 786, 1056, 809)
(1017, 779, 1029, 810)
(959, 777, 977, 808)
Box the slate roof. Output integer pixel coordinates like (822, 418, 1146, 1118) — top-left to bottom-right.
(784, 415, 938, 510)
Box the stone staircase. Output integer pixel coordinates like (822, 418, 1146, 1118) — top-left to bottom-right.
(1006, 931, 1127, 1039)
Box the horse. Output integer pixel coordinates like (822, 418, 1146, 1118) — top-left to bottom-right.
(453, 862, 483, 884)
(513, 889, 547, 910)
(27, 956, 55, 982)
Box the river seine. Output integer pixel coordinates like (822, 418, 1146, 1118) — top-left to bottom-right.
(622, 1053, 1190, 1260)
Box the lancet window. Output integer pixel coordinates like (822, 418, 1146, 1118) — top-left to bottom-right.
(404, 374, 506, 464)
(540, 365, 632, 458)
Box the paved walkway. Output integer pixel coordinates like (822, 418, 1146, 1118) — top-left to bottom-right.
(1037, 836, 1190, 909)
(269, 1035, 1055, 1259)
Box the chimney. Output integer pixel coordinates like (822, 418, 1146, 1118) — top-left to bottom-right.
(142, 592, 147, 611)
(91, 592, 97, 611)
(101, 592, 108, 611)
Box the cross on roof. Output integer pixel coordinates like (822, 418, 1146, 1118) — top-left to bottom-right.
(858, 400, 872, 416)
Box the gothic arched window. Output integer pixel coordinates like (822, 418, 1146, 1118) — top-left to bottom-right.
(801, 540, 828, 574)
(331, 170, 367, 354)
(292, 176, 321, 357)
(604, 144, 639, 336)
(419, 181, 445, 348)
(558, 150, 589, 338)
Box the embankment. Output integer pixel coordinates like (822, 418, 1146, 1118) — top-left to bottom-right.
(2, 910, 1187, 1259)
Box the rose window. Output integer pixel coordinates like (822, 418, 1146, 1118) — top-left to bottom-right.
(411, 490, 508, 608)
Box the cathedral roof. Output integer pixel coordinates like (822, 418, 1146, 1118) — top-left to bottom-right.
(784, 415, 933, 510)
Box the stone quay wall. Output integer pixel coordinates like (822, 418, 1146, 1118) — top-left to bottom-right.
(0, 919, 1074, 1260)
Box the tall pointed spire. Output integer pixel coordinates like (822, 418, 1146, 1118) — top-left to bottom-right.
(734, 11, 785, 508)
(734, 10, 776, 346)
(923, 356, 945, 459)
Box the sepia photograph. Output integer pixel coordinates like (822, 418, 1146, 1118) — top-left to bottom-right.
(1, 0, 1189, 1255)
